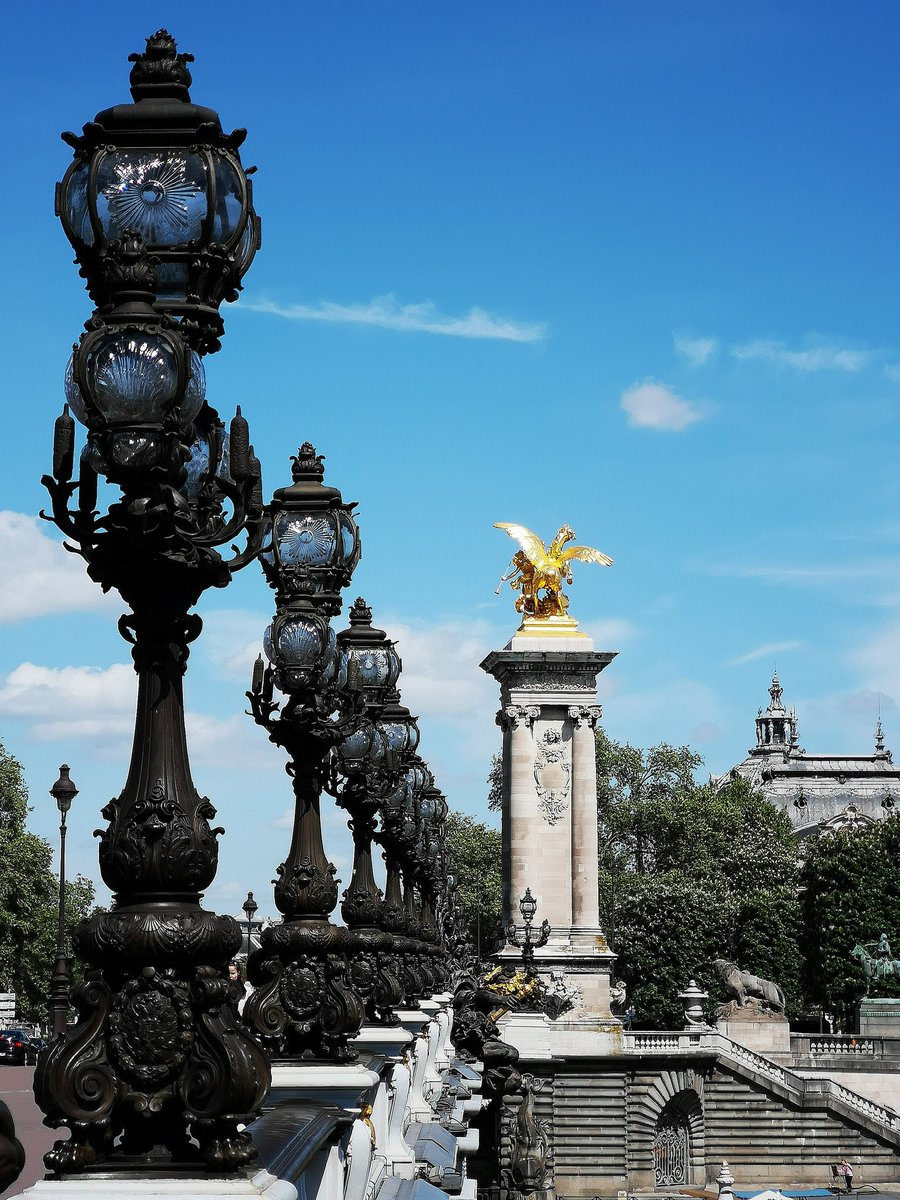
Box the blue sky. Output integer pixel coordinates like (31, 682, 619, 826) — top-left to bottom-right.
(1, 3, 899, 916)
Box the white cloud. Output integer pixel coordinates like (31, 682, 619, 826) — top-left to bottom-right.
(732, 339, 872, 372)
(602, 677, 722, 757)
(0, 660, 278, 771)
(848, 622, 900, 702)
(199, 609, 267, 681)
(0, 512, 119, 623)
(0, 662, 135, 746)
(884, 364, 900, 383)
(620, 380, 703, 432)
(711, 559, 900, 589)
(674, 334, 717, 367)
(381, 618, 497, 722)
(185, 712, 278, 771)
(726, 640, 802, 667)
(583, 617, 636, 647)
(242, 294, 546, 342)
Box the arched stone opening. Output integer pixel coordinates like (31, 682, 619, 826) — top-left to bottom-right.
(629, 1069, 706, 1189)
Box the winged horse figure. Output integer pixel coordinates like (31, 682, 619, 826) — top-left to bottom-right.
(494, 522, 612, 619)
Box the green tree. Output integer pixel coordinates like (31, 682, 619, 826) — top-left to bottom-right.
(445, 811, 503, 959)
(486, 752, 502, 812)
(800, 815, 900, 1029)
(597, 731, 801, 1028)
(0, 743, 95, 1024)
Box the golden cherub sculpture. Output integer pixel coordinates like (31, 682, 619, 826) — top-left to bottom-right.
(494, 523, 612, 623)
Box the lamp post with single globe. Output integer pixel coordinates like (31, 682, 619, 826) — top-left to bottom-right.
(48, 765, 78, 1038)
(242, 890, 259, 958)
(34, 31, 269, 1175)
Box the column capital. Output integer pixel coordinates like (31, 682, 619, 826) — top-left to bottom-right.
(567, 704, 602, 729)
(497, 704, 540, 731)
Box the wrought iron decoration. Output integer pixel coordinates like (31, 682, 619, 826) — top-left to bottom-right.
(35, 31, 269, 1174)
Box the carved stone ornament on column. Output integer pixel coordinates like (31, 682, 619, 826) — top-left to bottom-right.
(567, 704, 601, 728)
(499, 705, 540, 731)
(533, 729, 570, 826)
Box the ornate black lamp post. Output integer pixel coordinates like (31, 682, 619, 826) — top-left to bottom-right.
(49, 765, 78, 1038)
(331, 600, 405, 1022)
(506, 888, 551, 970)
(34, 32, 269, 1175)
(242, 891, 259, 957)
(244, 446, 368, 1061)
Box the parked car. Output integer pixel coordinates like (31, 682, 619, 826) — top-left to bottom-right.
(0, 1031, 38, 1066)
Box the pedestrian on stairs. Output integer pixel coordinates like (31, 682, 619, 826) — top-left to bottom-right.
(839, 1158, 854, 1193)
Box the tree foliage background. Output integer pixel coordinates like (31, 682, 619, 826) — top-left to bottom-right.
(596, 730, 802, 1028)
(445, 810, 503, 959)
(0, 742, 95, 1024)
(800, 814, 900, 1028)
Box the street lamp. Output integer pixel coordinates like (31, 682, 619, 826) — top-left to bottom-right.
(48, 765, 78, 1038)
(35, 32, 269, 1176)
(245, 447, 368, 1061)
(241, 891, 259, 957)
(506, 888, 551, 970)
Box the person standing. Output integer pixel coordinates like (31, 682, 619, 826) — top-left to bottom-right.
(839, 1158, 854, 1193)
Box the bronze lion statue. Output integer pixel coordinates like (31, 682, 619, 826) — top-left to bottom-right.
(713, 958, 786, 1014)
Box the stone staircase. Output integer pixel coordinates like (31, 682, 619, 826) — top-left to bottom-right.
(625, 1030, 900, 1149)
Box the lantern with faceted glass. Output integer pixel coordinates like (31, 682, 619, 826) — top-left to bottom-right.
(377, 689, 420, 763)
(262, 601, 337, 694)
(59, 231, 203, 482)
(261, 444, 360, 617)
(337, 599, 401, 706)
(57, 30, 260, 352)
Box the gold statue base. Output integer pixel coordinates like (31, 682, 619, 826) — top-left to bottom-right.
(516, 614, 590, 639)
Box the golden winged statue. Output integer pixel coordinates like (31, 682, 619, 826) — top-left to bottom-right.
(494, 523, 612, 623)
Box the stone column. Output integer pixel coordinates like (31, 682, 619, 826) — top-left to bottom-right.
(482, 632, 619, 1027)
(569, 704, 602, 937)
(503, 704, 539, 923)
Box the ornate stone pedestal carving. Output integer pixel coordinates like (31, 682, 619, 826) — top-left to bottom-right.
(481, 625, 618, 1022)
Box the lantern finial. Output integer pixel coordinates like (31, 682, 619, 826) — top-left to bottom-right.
(129, 30, 194, 101)
(291, 443, 326, 484)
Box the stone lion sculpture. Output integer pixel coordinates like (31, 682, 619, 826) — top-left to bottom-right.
(712, 958, 786, 1014)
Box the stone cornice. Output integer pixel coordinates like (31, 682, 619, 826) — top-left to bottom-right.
(480, 648, 617, 685)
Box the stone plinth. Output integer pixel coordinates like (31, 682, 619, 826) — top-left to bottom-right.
(499, 1009, 623, 1060)
(481, 624, 617, 1019)
(858, 996, 900, 1036)
(717, 1009, 791, 1055)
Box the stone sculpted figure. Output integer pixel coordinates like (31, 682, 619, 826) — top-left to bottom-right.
(503, 1073, 555, 1200)
(494, 523, 612, 620)
(713, 958, 786, 1014)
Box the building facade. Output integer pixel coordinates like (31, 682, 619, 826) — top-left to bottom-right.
(725, 674, 900, 839)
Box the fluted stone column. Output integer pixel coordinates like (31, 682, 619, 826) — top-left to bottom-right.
(500, 704, 540, 926)
(569, 704, 602, 938)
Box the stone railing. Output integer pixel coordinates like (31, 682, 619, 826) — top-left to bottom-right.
(790, 1033, 900, 1059)
(242, 993, 482, 1200)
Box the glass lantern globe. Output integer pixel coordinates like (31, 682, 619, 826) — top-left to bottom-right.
(261, 444, 361, 616)
(264, 613, 334, 691)
(56, 30, 261, 350)
(377, 691, 420, 759)
(519, 889, 538, 924)
(336, 598, 401, 711)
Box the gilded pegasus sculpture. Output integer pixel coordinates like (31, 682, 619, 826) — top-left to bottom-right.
(494, 522, 612, 620)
